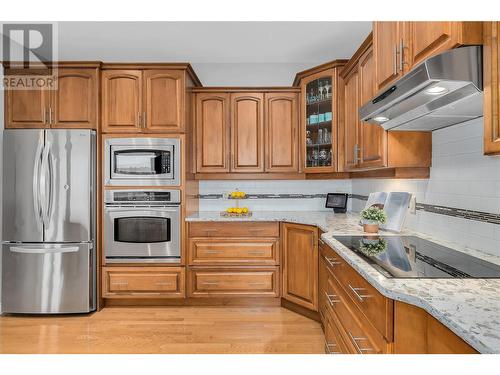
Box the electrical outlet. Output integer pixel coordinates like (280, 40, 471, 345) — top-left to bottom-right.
(409, 195, 417, 215)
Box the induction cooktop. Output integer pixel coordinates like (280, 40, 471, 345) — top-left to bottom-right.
(332, 235, 500, 279)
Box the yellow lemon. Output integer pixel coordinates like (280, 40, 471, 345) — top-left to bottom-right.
(230, 192, 237, 198)
(239, 192, 246, 198)
(227, 207, 233, 213)
(242, 207, 249, 213)
(235, 208, 243, 214)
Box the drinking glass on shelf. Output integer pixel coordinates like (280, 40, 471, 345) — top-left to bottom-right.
(318, 129, 323, 144)
(312, 149, 319, 167)
(319, 149, 328, 166)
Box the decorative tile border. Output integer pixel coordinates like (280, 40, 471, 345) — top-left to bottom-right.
(351, 194, 500, 225)
(197, 193, 500, 225)
(197, 193, 329, 199)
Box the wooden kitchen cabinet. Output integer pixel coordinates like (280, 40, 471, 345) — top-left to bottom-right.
(143, 69, 184, 132)
(341, 34, 431, 175)
(358, 47, 386, 169)
(193, 89, 300, 176)
(394, 301, 477, 354)
(5, 85, 49, 128)
(52, 68, 98, 128)
(373, 21, 482, 93)
(265, 92, 299, 172)
(102, 267, 185, 299)
(101, 65, 198, 133)
(195, 92, 231, 172)
(5, 66, 98, 129)
(343, 67, 360, 171)
(230, 93, 265, 172)
(484, 22, 500, 155)
(295, 63, 346, 174)
(101, 70, 142, 133)
(373, 22, 405, 92)
(281, 222, 318, 311)
(407, 22, 483, 68)
(187, 221, 281, 299)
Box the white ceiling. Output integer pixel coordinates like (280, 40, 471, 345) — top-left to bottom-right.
(58, 22, 372, 64)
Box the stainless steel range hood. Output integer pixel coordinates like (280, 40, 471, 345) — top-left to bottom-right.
(359, 46, 483, 131)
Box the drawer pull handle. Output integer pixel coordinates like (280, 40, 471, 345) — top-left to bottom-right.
(111, 281, 128, 286)
(319, 239, 325, 245)
(324, 341, 341, 354)
(347, 332, 374, 353)
(324, 256, 341, 267)
(325, 292, 340, 306)
(204, 250, 223, 254)
(203, 229, 219, 235)
(247, 251, 265, 256)
(155, 282, 174, 286)
(348, 285, 372, 302)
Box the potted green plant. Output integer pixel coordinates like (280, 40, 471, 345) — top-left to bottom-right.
(360, 206, 387, 233)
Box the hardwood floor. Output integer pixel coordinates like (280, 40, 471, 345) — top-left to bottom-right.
(0, 306, 324, 354)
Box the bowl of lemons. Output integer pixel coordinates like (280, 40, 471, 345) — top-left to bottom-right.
(221, 206, 251, 217)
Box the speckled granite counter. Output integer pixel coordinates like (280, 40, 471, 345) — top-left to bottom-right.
(186, 211, 500, 353)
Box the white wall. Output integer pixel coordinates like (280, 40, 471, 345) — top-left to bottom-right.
(192, 63, 313, 86)
(351, 118, 500, 257)
(199, 180, 352, 212)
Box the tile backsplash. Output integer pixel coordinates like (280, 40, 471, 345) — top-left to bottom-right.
(199, 179, 352, 212)
(352, 118, 500, 257)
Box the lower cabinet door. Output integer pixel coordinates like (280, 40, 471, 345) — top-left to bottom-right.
(187, 267, 279, 297)
(102, 267, 185, 298)
(281, 223, 318, 311)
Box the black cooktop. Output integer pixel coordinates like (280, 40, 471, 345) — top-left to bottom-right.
(332, 235, 500, 279)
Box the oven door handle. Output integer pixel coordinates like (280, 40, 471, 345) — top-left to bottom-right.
(104, 206, 180, 213)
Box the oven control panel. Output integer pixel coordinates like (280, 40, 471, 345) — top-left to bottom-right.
(105, 190, 181, 204)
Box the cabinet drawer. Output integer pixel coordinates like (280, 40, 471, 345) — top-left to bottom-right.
(189, 222, 279, 238)
(189, 239, 279, 265)
(103, 267, 185, 298)
(187, 267, 279, 297)
(327, 275, 387, 354)
(319, 241, 393, 341)
(324, 308, 354, 354)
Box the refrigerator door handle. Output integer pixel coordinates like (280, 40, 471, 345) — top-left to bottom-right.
(32, 133, 44, 230)
(10, 246, 79, 254)
(40, 140, 52, 227)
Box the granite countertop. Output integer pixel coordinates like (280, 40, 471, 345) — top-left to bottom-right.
(186, 211, 500, 353)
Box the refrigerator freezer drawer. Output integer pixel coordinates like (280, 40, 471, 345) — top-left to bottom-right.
(1, 243, 95, 314)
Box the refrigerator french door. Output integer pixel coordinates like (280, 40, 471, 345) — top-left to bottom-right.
(2, 129, 96, 314)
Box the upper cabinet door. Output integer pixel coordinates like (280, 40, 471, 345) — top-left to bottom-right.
(195, 93, 231, 172)
(408, 22, 483, 68)
(373, 21, 404, 92)
(230, 93, 264, 172)
(343, 68, 359, 171)
(143, 70, 184, 132)
(484, 22, 500, 155)
(51, 68, 98, 129)
(358, 47, 387, 169)
(264, 92, 298, 172)
(101, 70, 142, 133)
(5, 72, 49, 128)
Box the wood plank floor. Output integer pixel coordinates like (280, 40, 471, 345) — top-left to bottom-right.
(0, 306, 325, 354)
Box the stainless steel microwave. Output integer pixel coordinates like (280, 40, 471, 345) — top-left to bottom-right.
(105, 137, 180, 186)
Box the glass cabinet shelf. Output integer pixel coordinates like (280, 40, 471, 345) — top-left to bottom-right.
(305, 76, 334, 169)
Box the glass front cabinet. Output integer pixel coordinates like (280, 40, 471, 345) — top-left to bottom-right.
(299, 65, 344, 173)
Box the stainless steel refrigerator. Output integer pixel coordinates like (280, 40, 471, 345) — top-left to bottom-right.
(2, 129, 96, 314)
